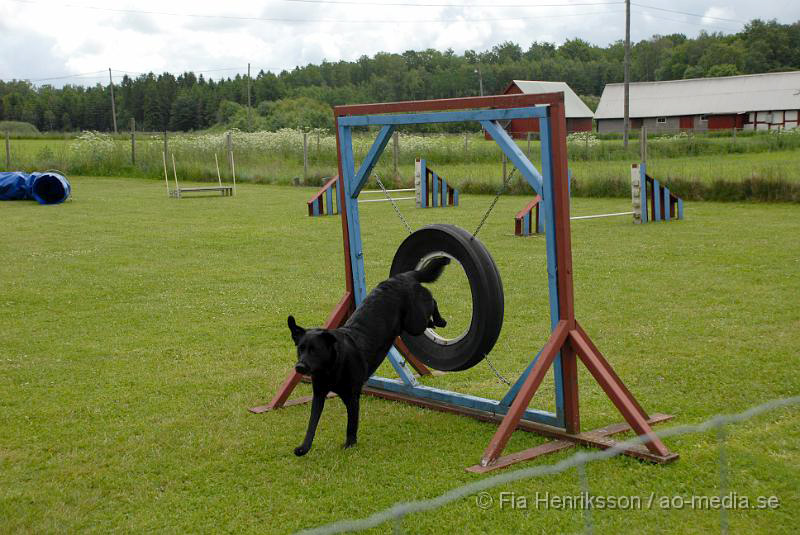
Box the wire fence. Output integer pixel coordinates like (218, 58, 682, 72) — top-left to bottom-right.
(295, 395, 800, 535)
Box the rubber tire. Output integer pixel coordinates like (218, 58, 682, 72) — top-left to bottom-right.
(390, 224, 504, 372)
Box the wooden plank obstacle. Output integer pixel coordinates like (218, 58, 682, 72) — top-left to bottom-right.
(514, 164, 684, 235)
(307, 160, 458, 216)
(256, 93, 678, 472)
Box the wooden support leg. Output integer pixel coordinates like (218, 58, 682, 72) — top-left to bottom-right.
(569, 327, 670, 457)
(560, 342, 580, 433)
(250, 291, 354, 413)
(395, 337, 433, 376)
(480, 321, 569, 466)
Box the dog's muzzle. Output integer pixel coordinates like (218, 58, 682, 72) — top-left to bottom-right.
(295, 362, 310, 375)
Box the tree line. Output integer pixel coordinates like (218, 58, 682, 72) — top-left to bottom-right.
(1, 19, 798, 133)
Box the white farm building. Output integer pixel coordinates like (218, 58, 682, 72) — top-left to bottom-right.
(594, 71, 800, 133)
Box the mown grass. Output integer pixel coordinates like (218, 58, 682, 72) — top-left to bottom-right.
(1, 177, 798, 533)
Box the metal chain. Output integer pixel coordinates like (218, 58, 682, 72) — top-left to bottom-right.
(472, 166, 517, 238)
(373, 172, 414, 235)
(484, 353, 512, 386)
(376, 168, 514, 388)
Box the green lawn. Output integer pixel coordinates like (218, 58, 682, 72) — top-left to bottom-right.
(1, 177, 798, 533)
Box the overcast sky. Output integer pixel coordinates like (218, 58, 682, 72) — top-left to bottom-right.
(2, 0, 798, 87)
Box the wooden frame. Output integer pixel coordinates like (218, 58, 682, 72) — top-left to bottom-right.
(252, 93, 678, 471)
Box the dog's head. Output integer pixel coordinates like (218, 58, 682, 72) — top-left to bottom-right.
(402, 284, 446, 336)
(288, 315, 338, 376)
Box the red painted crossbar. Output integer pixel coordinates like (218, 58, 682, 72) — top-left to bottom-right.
(307, 175, 339, 216)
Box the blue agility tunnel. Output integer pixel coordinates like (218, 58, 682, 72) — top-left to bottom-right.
(0, 171, 71, 205)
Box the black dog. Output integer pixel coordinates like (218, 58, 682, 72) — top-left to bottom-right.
(287, 256, 449, 456)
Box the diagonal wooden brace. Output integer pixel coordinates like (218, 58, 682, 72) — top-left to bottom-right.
(569, 326, 671, 457)
(480, 321, 570, 466)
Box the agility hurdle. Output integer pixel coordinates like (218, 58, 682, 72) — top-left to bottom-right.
(515, 164, 683, 234)
(256, 92, 677, 472)
(307, 160, 459, 216)
(415, 158, 459, 208)
(514, 195, 543, 236)
(164, 152, 234, 198)
(632, 163, 684, 223)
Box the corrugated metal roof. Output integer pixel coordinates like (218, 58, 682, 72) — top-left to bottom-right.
(510, 80, 594, 118)
(594, 71, 800, 119)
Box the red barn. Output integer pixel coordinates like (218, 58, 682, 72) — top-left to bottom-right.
(499, 80, 594, 138)
(594, 71, 800, 133)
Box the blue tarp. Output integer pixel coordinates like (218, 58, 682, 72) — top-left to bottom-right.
(0, 171, 71, 205)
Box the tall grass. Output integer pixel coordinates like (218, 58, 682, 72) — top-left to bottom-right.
(4, 128, 799, 201)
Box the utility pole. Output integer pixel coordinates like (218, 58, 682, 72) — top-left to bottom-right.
(109, 68, 118, 134)
(474, 67, 484, 96)
(623, 0, 630, 148)
(247, 63, 252, 132)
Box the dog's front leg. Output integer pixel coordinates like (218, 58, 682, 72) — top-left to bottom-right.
(342, 392, 360, 448)
(294, 390, 326, 456)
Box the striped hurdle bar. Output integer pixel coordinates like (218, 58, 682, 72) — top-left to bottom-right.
(632, 163, 684, 224)
(307, 175, 340, 217)
(514, 195, 544, 236)
(415, 159, 459, 208)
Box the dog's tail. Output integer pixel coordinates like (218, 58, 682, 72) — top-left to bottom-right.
(413, 256, 450, 283)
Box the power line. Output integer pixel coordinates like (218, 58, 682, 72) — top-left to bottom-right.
(281, 0, 623, 7)
(632, 8, 743, 30)
(632, 2, 747, 24)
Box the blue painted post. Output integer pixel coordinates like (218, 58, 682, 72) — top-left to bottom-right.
(312, 198, 320, 216)
(663, 187, 671, 222)
(325, 185, 333, 215)
(453, 189, 459, 206)
(653, 179, 662, 222)
(678, 198, 684, 220)
(640, 164, 648, 223)
(419, 159, 427, 207)
(338, 125, 368, 305)
(535, 115, 565, 427)
(568, 168, 572, 199)
(432, 172, 439, 207)
(536, 199, 544, 233)
(441, 178, 448, 206)
(523, 212, 531, 236)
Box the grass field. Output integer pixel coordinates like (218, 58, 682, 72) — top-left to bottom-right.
(1, 177, 799, 533)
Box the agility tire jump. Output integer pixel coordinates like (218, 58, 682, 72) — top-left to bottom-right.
(391, 224, 504, 372)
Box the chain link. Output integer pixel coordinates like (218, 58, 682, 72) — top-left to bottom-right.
(484, 353, 512, 386)
(373, 172, 414, 235)
(472, 166, 517, 238)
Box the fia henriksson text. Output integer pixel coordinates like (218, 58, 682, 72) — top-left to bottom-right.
(474, 491, 780, 511)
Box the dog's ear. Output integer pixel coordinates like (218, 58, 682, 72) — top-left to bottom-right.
(402, 288, 429, 336)
(288, 315, 306, 345)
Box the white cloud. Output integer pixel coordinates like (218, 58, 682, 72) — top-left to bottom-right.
(1, 0, 797, 87)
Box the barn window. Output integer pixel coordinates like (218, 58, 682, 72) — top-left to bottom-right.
(700, 114, 708, 122)
(657, 117, 667, 124)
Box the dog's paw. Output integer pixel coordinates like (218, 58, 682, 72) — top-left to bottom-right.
(294, 445, 310, 456)
(343, 439, 357, 449)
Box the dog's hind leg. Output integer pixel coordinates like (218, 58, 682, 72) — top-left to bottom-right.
(294, 389, 327, 456)
(341, 393, 360, 448)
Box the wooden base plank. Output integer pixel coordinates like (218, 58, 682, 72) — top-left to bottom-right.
(466, 413, 677, 473)
(249, 392, 337, 414)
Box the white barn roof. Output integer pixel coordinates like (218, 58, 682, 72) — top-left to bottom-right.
(594, 71, 800, 119)
(509, 80, 594, 118)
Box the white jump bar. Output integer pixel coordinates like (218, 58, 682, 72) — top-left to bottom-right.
(570, 211, 634, 221)
(358, 196, 416, 203)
